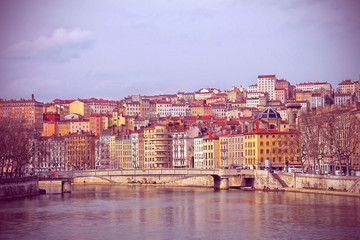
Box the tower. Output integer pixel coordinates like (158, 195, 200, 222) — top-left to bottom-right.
(286, 103, 301, 130)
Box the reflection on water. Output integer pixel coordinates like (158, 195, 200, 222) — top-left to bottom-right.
(1, 185, 360, 240)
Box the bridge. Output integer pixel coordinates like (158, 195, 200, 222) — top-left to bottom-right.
(38, 168, 255, 193)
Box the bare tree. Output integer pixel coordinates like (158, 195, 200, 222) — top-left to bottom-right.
(300, 108, 360, 176)
(0, 118, 36, 178)
(299, 112, 326, 173)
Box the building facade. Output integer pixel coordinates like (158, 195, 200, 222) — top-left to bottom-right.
(65, 132, 96, 170)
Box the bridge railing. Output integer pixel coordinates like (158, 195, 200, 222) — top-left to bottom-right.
(38, 171, 74, 180)
(73, 168, 220, 177)
(36, 168, 255, 179)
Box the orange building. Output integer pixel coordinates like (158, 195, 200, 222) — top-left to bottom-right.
(0, 95, 44, 131)
(43, 120, 71, 137)
(90, 113, 102, 135)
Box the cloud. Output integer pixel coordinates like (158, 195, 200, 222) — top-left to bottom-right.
(6, 28, 94, 62)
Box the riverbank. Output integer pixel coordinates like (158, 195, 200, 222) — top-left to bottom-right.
(0, 176, 40, 199)
(239, 186, 360, 197)
(284, 187, 360, 197)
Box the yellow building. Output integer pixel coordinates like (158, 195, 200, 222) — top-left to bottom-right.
(219, 134, 229, 168)
(57, 121, 71, 136)
(295, 91, 313, 106)
(144, 124, 173, 168)
(190, 104, 212, 116)
(203, 132, 220, 169)
(112, 107, 126, 127)
(243, 129, 301, 170)
(65, 132, 95, 170)
(69, 100, 91, 118)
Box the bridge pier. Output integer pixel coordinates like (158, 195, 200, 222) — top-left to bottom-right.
(61, 180, 72, 193)
(213, 176, 229, 190)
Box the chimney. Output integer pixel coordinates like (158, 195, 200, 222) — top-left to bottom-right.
(31, 94, 35, 101)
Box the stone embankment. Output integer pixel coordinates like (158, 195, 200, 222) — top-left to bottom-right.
(253, 170, 360, 197)
(0, 176, 40, 199)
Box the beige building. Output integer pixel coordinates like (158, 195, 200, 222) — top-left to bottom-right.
(257, 75, 277, 100)
(70, 119, 90, 133)
(115, 135, 132, 169)
(144, 124, 173, 168)
(337, 80, 356, 94)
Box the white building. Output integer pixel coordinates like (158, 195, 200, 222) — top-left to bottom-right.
(131, 131, 144, 169)
(311, 93, 325, 109)
(172, 127, 201, 168)
(98, 130, 111, 169)
(194, 137, 204, 169)
(334, 93, 352, 106)
(171, 104, 190, 116)
(29, 135, 66, 173)
(248, 84, 258, 92)
(246, 98, 260, 108)
(156, 100, 172, 117)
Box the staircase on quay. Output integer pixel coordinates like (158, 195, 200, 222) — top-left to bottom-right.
(271, 173, 288, 188)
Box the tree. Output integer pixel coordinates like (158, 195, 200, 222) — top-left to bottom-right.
(299, 108, 360, 176)
(299, 112, 327, 173)
(0, 118, 38, 178)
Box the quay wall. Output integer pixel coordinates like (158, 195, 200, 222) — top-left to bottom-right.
(0, 177, 39, 199)
(270, 172, 360, 194)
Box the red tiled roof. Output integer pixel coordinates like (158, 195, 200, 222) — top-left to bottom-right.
(338, 79, 354, 85)
(297, 82, 330, 86)
(258, 75, 276, 78)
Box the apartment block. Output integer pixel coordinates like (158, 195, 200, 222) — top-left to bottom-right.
(0, 95, 44, 131)
(257, 75, 276, 100)
(65, 132, 96, 170)
(144, 124, 173, 168)
(244, 129, 301, 170)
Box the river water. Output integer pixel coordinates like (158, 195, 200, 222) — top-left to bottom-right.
(1, 185, 360, 240)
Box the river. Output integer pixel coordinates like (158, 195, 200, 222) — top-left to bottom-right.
(1, 185, 360, 240)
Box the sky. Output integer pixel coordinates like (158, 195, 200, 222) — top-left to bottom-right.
(0, 0, 359, 103)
